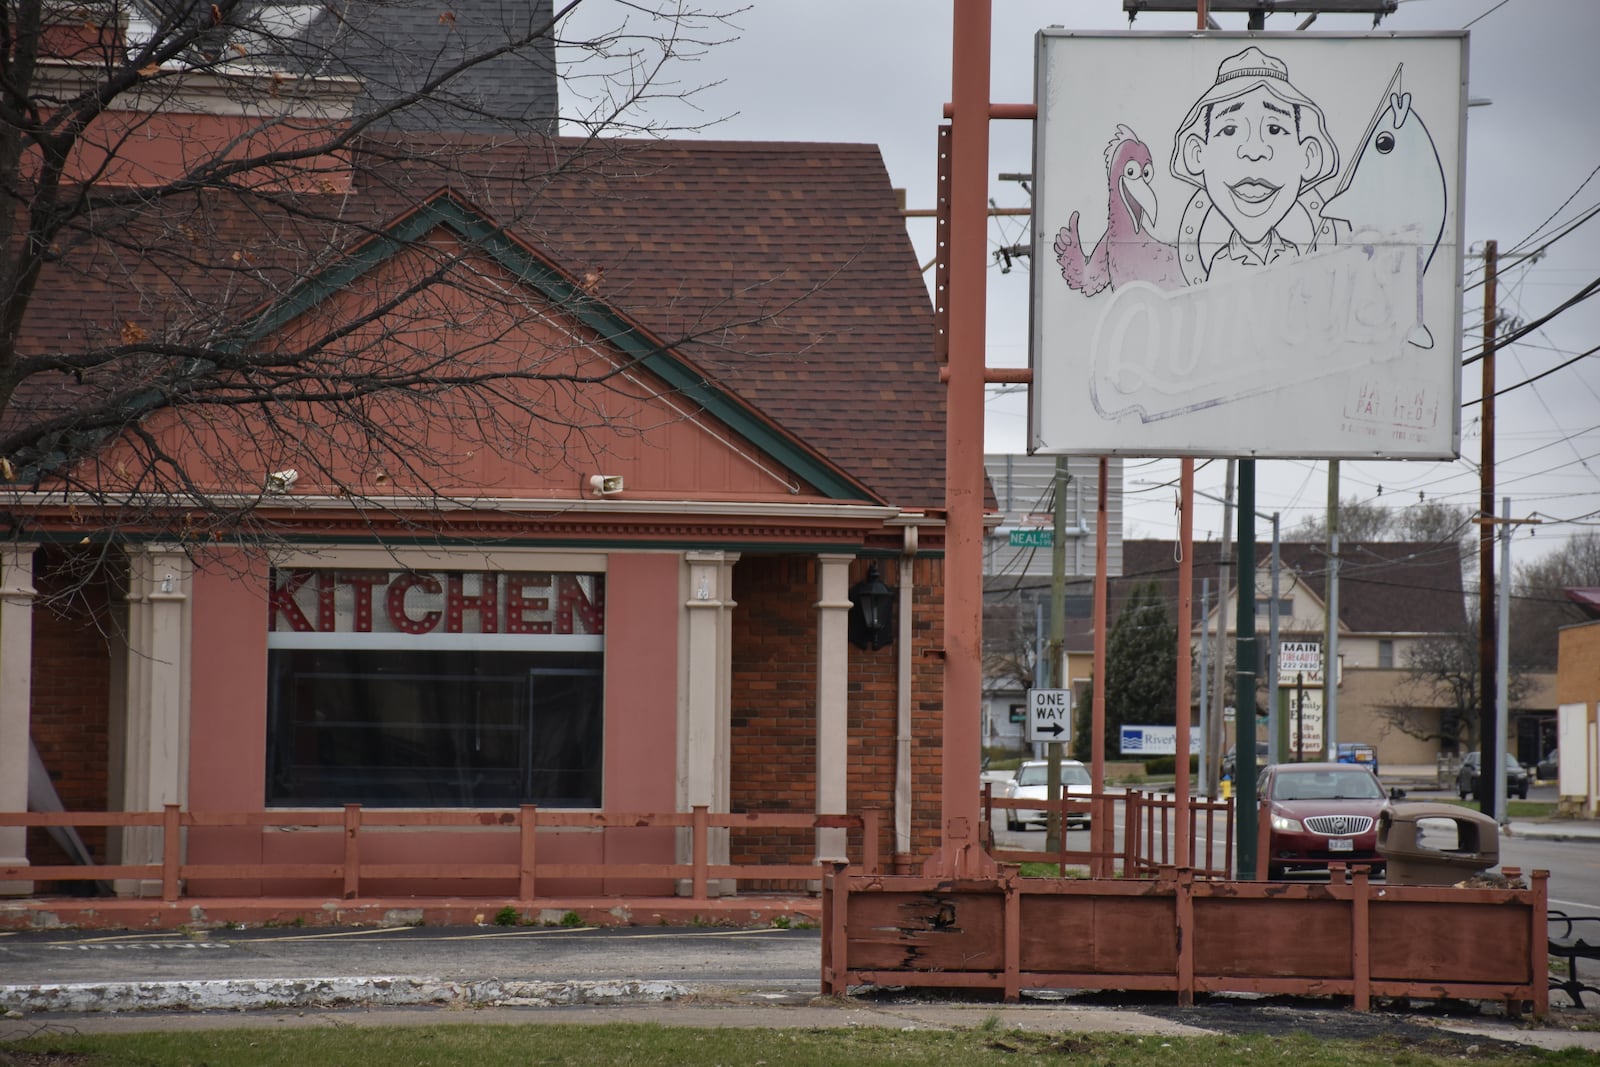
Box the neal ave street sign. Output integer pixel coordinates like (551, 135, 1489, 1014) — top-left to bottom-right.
(1009, 528, 1054, 548)
(1027, 688, 1072, 744)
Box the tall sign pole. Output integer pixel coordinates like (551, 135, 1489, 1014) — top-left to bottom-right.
(1091, 458, 1109, 877)
(1478, 241, 1499, 819)
(929, 0, 997, 877)
(1324, 461, 1339, 759)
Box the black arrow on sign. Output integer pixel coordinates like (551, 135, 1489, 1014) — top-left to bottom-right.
(1035, 723, 1064, 737)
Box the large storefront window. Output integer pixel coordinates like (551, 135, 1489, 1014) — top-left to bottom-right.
(266, 569, 605, 808)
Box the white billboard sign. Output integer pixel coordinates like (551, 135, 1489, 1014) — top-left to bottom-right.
(1030, 32, 1467, 459)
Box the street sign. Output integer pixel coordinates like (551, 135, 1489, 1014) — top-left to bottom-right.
(1027, 688, 1072, 743)
(1009, 528, 1053, 548)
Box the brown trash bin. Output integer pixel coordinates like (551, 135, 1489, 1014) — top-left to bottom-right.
(1377, 802, 1499, 886)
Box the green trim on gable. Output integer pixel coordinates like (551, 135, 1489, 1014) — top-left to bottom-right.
(240, 193, 876, 503)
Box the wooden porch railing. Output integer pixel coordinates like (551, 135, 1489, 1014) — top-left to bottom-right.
(0, 805, 882, 902)
(981, 785, 1234, 880)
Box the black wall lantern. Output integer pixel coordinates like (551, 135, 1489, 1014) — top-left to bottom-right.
(848, 563, 896, 651)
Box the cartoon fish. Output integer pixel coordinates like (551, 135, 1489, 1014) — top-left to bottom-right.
(1054, 125, 1185, 296)
(1320, 65, 1447, 348)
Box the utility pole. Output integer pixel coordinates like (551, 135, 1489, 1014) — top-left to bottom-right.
(1478, 241, 1499, 819)
(1482, 498, 1541, 824)
(1208, 460, 1234, 800)
(1235, 462, 1258, 877)
(1045, 457, 1069, 854)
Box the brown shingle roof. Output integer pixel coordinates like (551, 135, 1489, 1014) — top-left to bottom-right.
(1118, 539, 1468, 635)
(10, 135, 945, 508)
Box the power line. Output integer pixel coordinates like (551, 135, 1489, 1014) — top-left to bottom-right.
(1462, 0, 1516, 29)
(1505, 166, 1600, 258)
(1462, 273, 1600, 366)
(1463, 341, 1600, 405)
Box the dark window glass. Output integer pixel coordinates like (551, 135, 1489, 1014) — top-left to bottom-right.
(266, 648, 602, 807)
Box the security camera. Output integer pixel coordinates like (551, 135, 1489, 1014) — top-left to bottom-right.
(266, 469, 299, 494)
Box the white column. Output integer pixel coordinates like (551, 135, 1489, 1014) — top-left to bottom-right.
(815, 555, 853, 863)
(714, 554, 739, 818)
(0, 543, 38, 896)
(681, 551, 735, 894)
(117, 547, 192, 897)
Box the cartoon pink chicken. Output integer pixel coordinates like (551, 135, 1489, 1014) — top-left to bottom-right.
(1054, 125, 1186, 295)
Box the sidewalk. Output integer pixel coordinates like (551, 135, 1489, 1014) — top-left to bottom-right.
(2, 925, 1597, 1053)
(1507, 818, 1600, 843)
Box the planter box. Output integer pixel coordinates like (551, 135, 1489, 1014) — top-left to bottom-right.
(821, 865, 1548, 1014)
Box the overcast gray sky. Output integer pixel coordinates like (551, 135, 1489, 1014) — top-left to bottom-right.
(565, 0, 1600, 564)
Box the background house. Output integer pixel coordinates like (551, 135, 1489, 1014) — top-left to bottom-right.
(983, 535, 1554, 775)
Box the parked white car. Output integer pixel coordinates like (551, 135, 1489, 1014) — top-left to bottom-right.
(1001, 759, 1093, 831)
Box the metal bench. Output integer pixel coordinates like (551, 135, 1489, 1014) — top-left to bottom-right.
(1548, 911, 1600, 1007)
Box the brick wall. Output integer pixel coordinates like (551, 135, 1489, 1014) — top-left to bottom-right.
(1557, 621, 1600, 705)
(27, 547, 117, 872)
(729, 554, 945, 868)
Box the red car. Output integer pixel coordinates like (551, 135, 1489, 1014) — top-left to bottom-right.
(1259, 761, 1396, 878)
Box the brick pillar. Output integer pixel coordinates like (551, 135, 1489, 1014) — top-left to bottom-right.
(0, 543, 38, 895)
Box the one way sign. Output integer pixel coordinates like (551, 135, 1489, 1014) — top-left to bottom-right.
(1026, 688, 1073, 744)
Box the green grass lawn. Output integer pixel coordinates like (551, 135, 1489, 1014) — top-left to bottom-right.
(1417, 797, 1558, 820)
(3, 1021, 1590, 1066)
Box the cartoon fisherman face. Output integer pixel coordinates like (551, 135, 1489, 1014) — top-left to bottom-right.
(1171, 47, 1339, 257)
(1182, 86, 1327, 245)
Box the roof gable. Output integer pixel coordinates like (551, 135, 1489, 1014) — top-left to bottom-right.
(104, 190, 876, 505)
(7, 137, 943, 511)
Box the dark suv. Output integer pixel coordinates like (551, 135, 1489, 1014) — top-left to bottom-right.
(1221, 741, 1269, 782)
(1455, 751, 1530, 800)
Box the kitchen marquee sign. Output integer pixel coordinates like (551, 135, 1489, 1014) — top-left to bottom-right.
(269, 569, 605, 636)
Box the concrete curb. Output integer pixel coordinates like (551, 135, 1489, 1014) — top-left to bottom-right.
(1507, 824, 1600, 843)
(0, 977, 693, 1015)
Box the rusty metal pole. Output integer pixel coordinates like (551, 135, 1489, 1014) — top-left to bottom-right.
(1478, 240, 1498, 819)
(928, 0, 997, 877)
(1175, 460, 1194, 869)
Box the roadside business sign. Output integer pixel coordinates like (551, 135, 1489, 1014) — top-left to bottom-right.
(1279, 640, 1324, 685)
(1287, 688, 1326, 758)
(1027, 688, 1073, 743)
(1030, 31, 1467, 460)
(1120, 725, 1203, 756)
